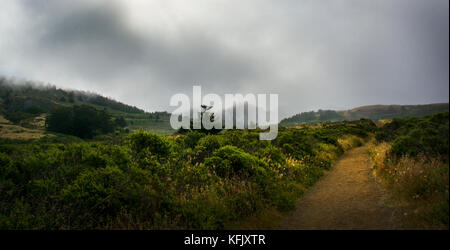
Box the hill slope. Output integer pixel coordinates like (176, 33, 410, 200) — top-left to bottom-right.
(0, 76, 174, 135)
(281, 103, 449, 126)
(2, 75, 448, 134)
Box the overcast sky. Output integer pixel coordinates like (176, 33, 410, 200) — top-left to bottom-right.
(0, 0, 448, 118)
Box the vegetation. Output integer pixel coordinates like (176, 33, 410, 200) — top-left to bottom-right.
(46, 105, 116, 139)
(1, 75, 447, 230)
(0, 119, 376, 229)
(367, 112, 449, 229)
(281, 103, 449, 126)
(281, 109, 347, 125)
(0, 76, 175, 135)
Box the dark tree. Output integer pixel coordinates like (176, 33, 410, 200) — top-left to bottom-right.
(67, 92, 75, 103)
(46, 106, 74, 135)
(114, 116, 127, 128)
(46, 105, 115, 139)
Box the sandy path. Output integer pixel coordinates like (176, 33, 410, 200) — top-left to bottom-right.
(278, 146, 403, 230)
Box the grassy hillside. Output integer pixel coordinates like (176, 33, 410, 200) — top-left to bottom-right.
(0, 76, 174, 136)
(281, 103, 449, 126)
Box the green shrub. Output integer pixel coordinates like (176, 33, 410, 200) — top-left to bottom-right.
(0, 152, 14, 178)
(197, 135, 223, 151)
(388, 118, 449, 159)
(275, 130, 313, 159)
(178, 188, 228, 229)
(205, 145, 268, 179)
(128, 130, 171, 160)
(261, 145, 285, 166)
(182, 131, 205, 148)
(193, 135, 224, 161)
(59, 165, 160, 228)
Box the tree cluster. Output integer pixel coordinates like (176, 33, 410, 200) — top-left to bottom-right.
(46, 105, 115, 139)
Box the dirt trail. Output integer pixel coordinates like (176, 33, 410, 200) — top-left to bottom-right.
(279, 146, 403, 230)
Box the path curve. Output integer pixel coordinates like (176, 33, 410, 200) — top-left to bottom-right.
(278, 146, 403, 230)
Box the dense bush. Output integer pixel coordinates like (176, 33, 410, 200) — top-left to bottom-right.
(195, 135, 224, 155)
(46, 105, 115, 139)
(128, 130, 172, 160)
(205, 145, 269, 179)
(181, 131, 205, 148)
(376, 112, 449, 159)
(261, 145, 285, 166)
(274, 130, 313, 159)
(368, 112, 449, 229)
(0, 120, 376, 229)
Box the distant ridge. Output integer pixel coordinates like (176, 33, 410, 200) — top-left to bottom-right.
(0, 75, 145, 114)
(2, 75, 448, 133)
(281, 103, 449, 126)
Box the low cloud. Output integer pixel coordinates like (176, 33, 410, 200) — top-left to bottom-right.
(0, 0, 448, 118)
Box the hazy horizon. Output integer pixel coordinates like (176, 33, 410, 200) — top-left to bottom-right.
(1, 74, 448, 119)
(1, 0, 448, 119)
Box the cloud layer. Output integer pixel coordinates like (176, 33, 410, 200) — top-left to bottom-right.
(1, 0, 448, 118)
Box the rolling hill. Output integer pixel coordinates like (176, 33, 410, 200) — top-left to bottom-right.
(2, 75, 448, 137)
(0, 76, 174, 136)
(280, 103, 449, 126)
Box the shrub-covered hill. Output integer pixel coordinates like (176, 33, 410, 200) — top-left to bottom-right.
(374, 111, 449, 159)
(368, 112, 449, 228)
(0, 119, 376, 229)
(0, 76, 173, 135)
(281, 103, 449, 126)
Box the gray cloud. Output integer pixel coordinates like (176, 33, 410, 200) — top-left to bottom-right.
(0, 0, 448, 118)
